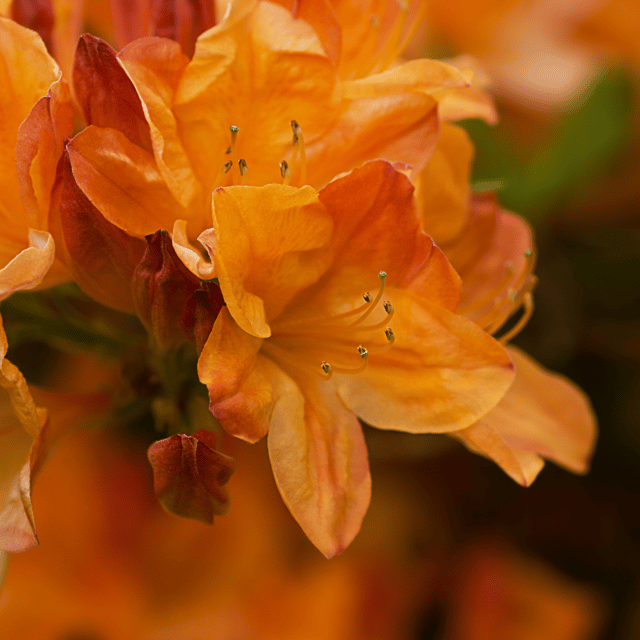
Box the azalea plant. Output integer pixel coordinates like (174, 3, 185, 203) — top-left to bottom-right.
(0, 0, 596, 561)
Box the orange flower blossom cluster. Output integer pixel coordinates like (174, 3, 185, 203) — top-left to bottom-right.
(0, 0, 596, 557)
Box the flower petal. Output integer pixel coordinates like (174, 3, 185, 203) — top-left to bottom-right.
(211, 184, 333, 337)
(267, 371, 371, 557)
(73, 34, 152, 152)
(461, 346, 597, 478)
(198, 306, 263, 406)
(336, 288, 515, 434)
(319, 160, 461, 311)
(67, 125, 183, 237)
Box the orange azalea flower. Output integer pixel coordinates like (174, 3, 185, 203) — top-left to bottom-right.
(192, 160, 514, 556)
(416, 122, 597, 486)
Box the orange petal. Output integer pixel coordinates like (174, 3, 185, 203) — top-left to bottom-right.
(417, 123, 474, 245)
(0, 230, 55, 302)
(174, 1, 338, 188)
(147, 430, 235, 524)
(171, 220, 215, 279)
(210, 354, 281, 444)
(118, 38, 197, 211)
(67, 125, 183, 238)
(198, 306, 263, 406)
(336, 288, 515, 434)
(267, 371, 371, 557)
(462, 346, 597, 479)
(58, 152, 146, 313)
(341, 58, 470, 100)
(211, 184, 332, 337)
(451, 421, 545, 486)
(319, 160, 461, 311)
(73, 34, 152, 152)
(0, 16, 59, 240)
(306, 95, 441, 187)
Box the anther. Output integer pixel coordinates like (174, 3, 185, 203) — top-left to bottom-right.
(238, 158, 248, 185)
(363, 292, 372, 303)
(289, 120, 307, 186)
(280, 160, 290, 185)
(225, 146, 231, 154)
(223, 161, 232, 173)
(524, 250, 533, 258)
(357, 345, 368, 358)
(385, 327, 394, 341)
(321, 361, 332, 374)
(212, 160, 233, 190)
(383, 301, 393, 314)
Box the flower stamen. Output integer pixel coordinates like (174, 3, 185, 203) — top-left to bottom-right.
(290, 120, 307, 186)
(280, 160, 290, 185)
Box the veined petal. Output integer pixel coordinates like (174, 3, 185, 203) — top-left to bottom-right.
(306, 95, 441, 187)
(198, 306, 263, 406)
(0, 230, 55, 301)
(67, 125, 184, 238)
(73, 34, 152, 152)
(341, 58, 470, 100)
(267, 370, 371, 558)
(336, 288, 515, 434)
(210, 354, 281, 444)
(118, 38, 198, 210)
(319, 160, 461, 311)
(464, 346, 597, 478)
(211, 184, 333, 337)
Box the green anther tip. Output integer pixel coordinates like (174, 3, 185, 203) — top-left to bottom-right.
(230, 125, 239, 133)
(524, 250, 533, 257)
(378, 271, 387, 280)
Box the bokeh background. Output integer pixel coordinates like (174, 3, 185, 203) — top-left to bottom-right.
(1, 1, 640, 638)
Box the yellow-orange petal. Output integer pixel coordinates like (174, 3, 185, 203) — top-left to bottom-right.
(305, 94, 440, 187)
(198, 306, 263, 406)
(336, 288, 515, 434)
(341, 58, 470, 100)
(67, 125, 183, 238)
(0, 230, 55, 301)
(451, 421, 545, 486)
(210, 354, 281, 444)
(467, 346, 597, 478)
(267, 370, 371, 558)
(171, 219, 215, 279)
(0, 16, 59, 241)
(211, 184, 333, 338)
(417, 123, 474, 245)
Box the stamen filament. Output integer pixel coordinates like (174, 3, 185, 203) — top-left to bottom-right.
(498, 292, 534, 344)
(291, 120, 307, 186)
(350, 271, 387, 327)
(212, 160, 233, 190)
(230, 125, 239, 181)
(372, 0, 409, 74)
(347, 3, 383, 79)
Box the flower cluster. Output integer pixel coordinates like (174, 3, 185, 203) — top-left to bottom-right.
(0, 0, 596, 557)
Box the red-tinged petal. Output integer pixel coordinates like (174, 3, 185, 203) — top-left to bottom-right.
(451, 421, 545, 486)
(67, 125, 184, 237)
(118, 38, 198, 211)
(319, 160, 461, 311)
(336, 288, 515, 434)
(417, 123, 474, 245)
(58, 152, 146, 313)
(150, 0, 215, 57)
(305, 95, 441, 187)
(16, 80, 73, 228)
(9, 0, 54, 53)
(267, 371, 371, 557)
(210, 354, 281, 443)
(211, 184, 333, 337)
(73, 35, 152, 152)
(147, 429, 235, 524)
(471, 346, 597, 477)
(110, 0, 151, 49)
(198, 306, 263, 406)
(0, 16, 59, 232)
(341, 58, 470, 100)
(271, 0, 342, 65)
(0, 230, 55, 301)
